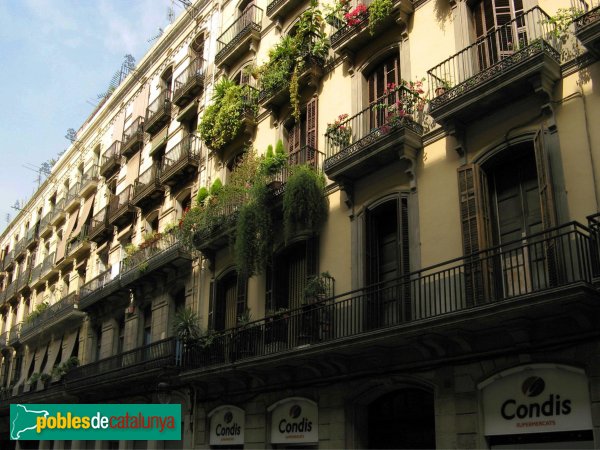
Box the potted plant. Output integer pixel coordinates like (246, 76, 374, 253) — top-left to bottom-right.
(40, 373, 52, 388)
(260, 141, 288, 179)
(344, 3, 368, 26)
(304, 271, 334, 303)
(434, 77, 452, 96)
(326, 114, 352, 148)
(27, 372, 40, 386)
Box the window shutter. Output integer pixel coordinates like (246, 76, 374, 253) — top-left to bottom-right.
(306, 96, 318, 151)
(533, 128, 556, 230)
(207, 280, 215, 330)
(236, 274, 248, 318)
(398, 196, 411, 320)
(458, 163, 492, 305)
(289, 123, 301, 155)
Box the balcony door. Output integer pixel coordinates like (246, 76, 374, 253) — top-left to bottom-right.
(211, 271, 247, 331)
(473, 0, 526, 70)
(367, 55, 399, 129)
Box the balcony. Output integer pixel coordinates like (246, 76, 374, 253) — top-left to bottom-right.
(80, 165, 100, 197)
(182, 222, 600, 380)
(29, 263, 42, 287)
(14, 238, 26, 259)
(213, 85, 259, 155)
(173, 57, 206, 108)
(427, 7, 561, 128)
(64, 182, 81, 212)
(132, 164, 164, 207)
(65, 338, 177, 393)
(145, 91, 171, 136)
(215, 5, 263, 70)
(3, 250, 14, 270)
(193, 197, 244, 256)
(121, 117, 145, 158)
(258, 55, 323, 112)
(16, 269, 30, 294)
(3, 280, 17, 303)
(108, 185, 135, 227)
(65, 224, 90, 260)
(49, 198, 66, 227)
(269, 145, 324, 197)
(8, 323, 21, 347)
(573, 0, 600, 57)
(88, 207, 111, 243)
(329, 0, 413, 55)
(160, 135, 202, 186)
(266, 0, 304, 21)
(100, 141, 122, 178)
(20, 292, 84, 344)
(39, 212, 52, 238)
(0, 331, 6, 349)
(40, 252, 56, 281)
(324, 86, 424, 182)
(26, 224, 39, 249)
(79, 232, 192, 311)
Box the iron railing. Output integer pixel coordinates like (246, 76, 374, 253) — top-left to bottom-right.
(66, 338, 177, 382)
(329, 0, 380, 45)
(0, 331, 6, 348)
(21, 292, 80, 335)
(39, 212, 52, 233)
(89, 207, 108, 238)
(122, 117, 144, 149)
(428, 7, 559, 109)
(40, 252, 56, 277)
(269, 145, 324, 195)
(50, 198, 66, 222)
(81, 165, 99, 187)
(8, 323, 21, 345)
(101, 140, 122, 171)
(216, 5, 263, 58)
(161, 134, 202, 179)
(133, 164, 161, 199)
(80, 269, 113, 299)
(324, 85, 425, 161)
(26, 224, 39, 245)
(184, 222, 594, 370)
(572, 0, 600, 29)
(108, 186, 134, 220)
(173, 56, 206, 100)
(14, 239, 26, 258)
(65, 182, 81, 206)
(145, 91, 171, 127)
(29, 263, 42, 285)
(16, 269, 29, 292)
(121, 232, 182, 273)
(66, 225, 89, 257)
(3, 250, 14, 268)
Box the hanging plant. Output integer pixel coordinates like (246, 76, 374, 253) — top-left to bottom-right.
(283, 165, 328, 240)
(367, 0, 392, 34)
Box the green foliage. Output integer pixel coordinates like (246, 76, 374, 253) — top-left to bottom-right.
(40, 373, 52, 384)
(172, 308, 203, 343)
(283, 165, 328, 240)
(543, 7, 585, 61)
(28, 373, 40, 385)
(367, 0, 393, 35)
(210, 178, 223, 196)
(275, 139, 285, 156)
(266, 145, 274, 159)
(26, 302, 49, 324)
(237, 308, 253, 326)
(257, 1, 329, 121)
(196, 187, 209, 206)
(199, 78, 255, 151)
(124, 243, 138, 257)
(304, 271, 334, 301)
(259, 141, 288, 177)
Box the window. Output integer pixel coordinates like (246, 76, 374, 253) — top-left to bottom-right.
(116, 316, 125, 354)
(472, 0, 525, 69)
(285, 97, 319, 167)
(161, 67, 173, 98)
(209, 271, 247, 331)
(143, 306, 152, 346)
(457, 131, 556, 302)
(95, 326, 102, 362)
(367, 55, 399, 129)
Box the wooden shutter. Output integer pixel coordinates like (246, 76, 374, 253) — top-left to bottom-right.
(306, 96, 318, 151)
(207, 280, 215, 330)
(533, 128, 556, 231)
(289, 123, 301, 155)
(399, 195, 411, 320)
(458, 163, 492, 305)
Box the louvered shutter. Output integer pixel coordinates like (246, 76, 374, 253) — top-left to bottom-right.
(458, 163, 492, 305)
(289, 123, 301, 162)
(533, 128, 556, 231)
(306, 96, 318, 152)
(207, 280, 215, 330)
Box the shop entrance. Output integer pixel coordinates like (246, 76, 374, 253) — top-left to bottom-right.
(367, 388, 435, 449)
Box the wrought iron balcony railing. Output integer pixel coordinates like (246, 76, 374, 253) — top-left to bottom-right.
(571, 0, 600, 57)
(64, 182, 81, 209)
(79, 269, 114, 300)
(39, 212, 52, 235)
(132, 164, 163, 206)
(121, 232, 185, 273)
(108, 185, 135, 225)
(50, 198, 66, 225)
(21, 292, 80, 338)
(215, 5, 263, 66)
(268, 145, 324, 197)
(66, 338, 177, 386)
(145, 91, 171, 135)
(16, 269, 30, 293)
(100, 141, 122, 177)
(14, 238, 26, 258)
(324, 85, 424, 179)
(26, 224, 39, 247)
(29, 263, 42, 286)
(173, 57, 206, 107)
(3, 250, 14, 269)
(88, 207, 109, 243)
(65, 224, 89, 258)
(183, 222, 594, 371)
(160, 134, 202, 185)
(428, 7, 560, 121)
(121, 117, 145, 157)
(40, 252, 56, 278)
(8, 323, 21, 346)
(80, 165, 100, 196)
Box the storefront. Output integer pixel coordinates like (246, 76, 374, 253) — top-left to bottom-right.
(268, 397, 318, 449)
(479, 364, 594, 449)
(208, 405, 245, 448)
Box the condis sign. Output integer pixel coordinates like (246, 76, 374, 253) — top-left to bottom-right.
(10, 404, 181, 440)
(209, 405, 245, 446)
(269, 397, 318, 444)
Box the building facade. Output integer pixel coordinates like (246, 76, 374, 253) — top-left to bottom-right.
(1, 0, 600, 448)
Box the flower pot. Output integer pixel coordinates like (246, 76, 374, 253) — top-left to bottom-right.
(435, 87, 446, 96)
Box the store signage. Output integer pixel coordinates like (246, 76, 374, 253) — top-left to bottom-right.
(480, 365, 592, 436)
(269, 397, 318, 444)
(209, 405, 244, 446)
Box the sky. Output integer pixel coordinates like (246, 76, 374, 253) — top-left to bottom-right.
(0, 0, 177, 233)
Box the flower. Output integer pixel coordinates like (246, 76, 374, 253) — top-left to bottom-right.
(344, 4, 368, 26)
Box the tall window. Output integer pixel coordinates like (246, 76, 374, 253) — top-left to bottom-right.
(143, 306, 152, 346)
(367, 55, 399, 128)
(472, 0, 525, 68)
(209, 271, 247, 331)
